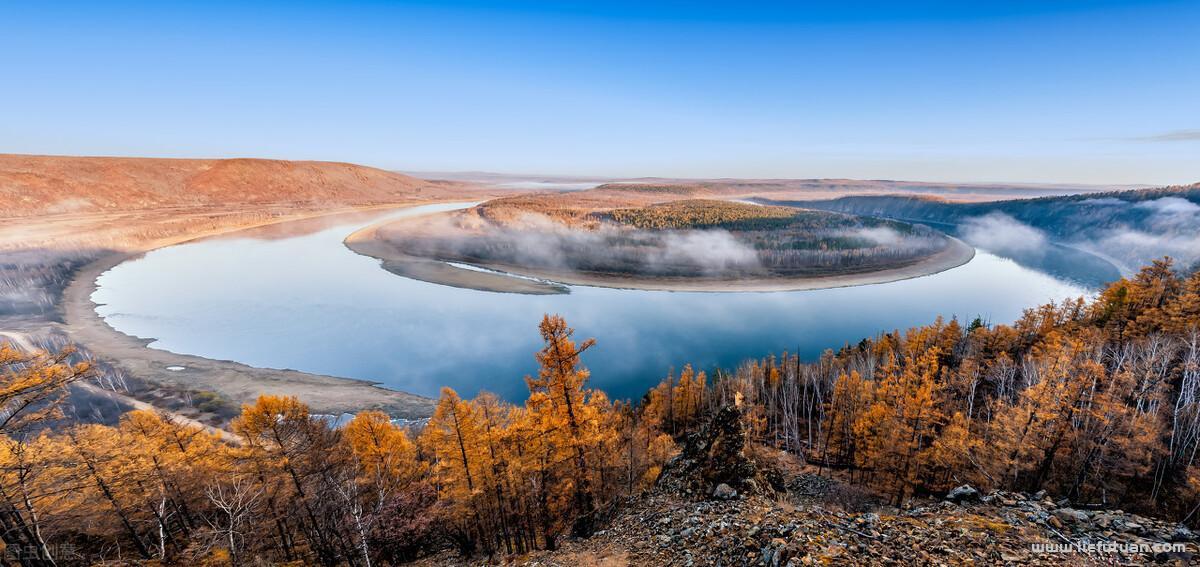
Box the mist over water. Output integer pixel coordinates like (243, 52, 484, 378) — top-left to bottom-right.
(1092, 197, 1200, 271)
(93, 204, 1099, 403)
(410, 214, 765, 277)
(959, 212, 1048, 255)
(957, 197, 1200, 274)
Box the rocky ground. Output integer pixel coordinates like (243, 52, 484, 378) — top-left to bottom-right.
(515, 487, 1195, 566)
(420, 406, 1197, 566)
(420, 481, 1195, 566)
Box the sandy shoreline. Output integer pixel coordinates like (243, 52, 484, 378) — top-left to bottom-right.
(346, 219, 977, 294)
(60, 204, 443, 418)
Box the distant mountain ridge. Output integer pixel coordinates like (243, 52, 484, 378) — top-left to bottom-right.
(416, 171, 1129, 202)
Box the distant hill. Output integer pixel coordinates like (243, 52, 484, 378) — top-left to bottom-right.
(767, 183, 1200, 273)
(0, 154, 464, 217)
(413, 172, 1129, 203)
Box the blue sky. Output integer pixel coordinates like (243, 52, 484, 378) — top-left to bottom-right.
(3, 1, 1197, 184)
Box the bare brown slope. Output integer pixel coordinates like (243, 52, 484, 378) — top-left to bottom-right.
(0, 154, 460, 217)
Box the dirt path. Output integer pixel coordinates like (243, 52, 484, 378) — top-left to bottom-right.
(1, 330, 242, 442)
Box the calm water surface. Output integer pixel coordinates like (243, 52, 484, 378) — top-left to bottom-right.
(94, 203, 1101, 402)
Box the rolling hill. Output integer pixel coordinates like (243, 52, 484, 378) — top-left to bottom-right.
(0, 154, 465, 217)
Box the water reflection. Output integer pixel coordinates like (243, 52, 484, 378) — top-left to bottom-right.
(94, 204, 1095, 402)
(976, 242, 1121, 289)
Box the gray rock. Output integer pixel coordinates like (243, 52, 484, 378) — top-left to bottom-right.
(1053, 508, 1089, 523)
(945, 484, 980, 503)
(1172, 525, 1195, 542)
(713, 483, 738, 500)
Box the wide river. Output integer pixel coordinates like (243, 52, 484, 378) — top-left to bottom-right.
(93, 202, 1113, 402)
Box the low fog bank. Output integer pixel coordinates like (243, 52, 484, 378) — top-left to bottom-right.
(392, 212, 951, 278)
(1088, 197, 1200, 271)
(404, 214, 764, 276)
(957, 196, 1200, 273)
(960, 213, 1048, 255)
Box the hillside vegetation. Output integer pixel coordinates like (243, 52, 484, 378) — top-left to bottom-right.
(473, 186, 710, 227)
(3, 259, 1200, 564)
(601, 200, 798, 230)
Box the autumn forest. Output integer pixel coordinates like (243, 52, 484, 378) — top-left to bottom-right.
(1, 257, 1198, 564)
